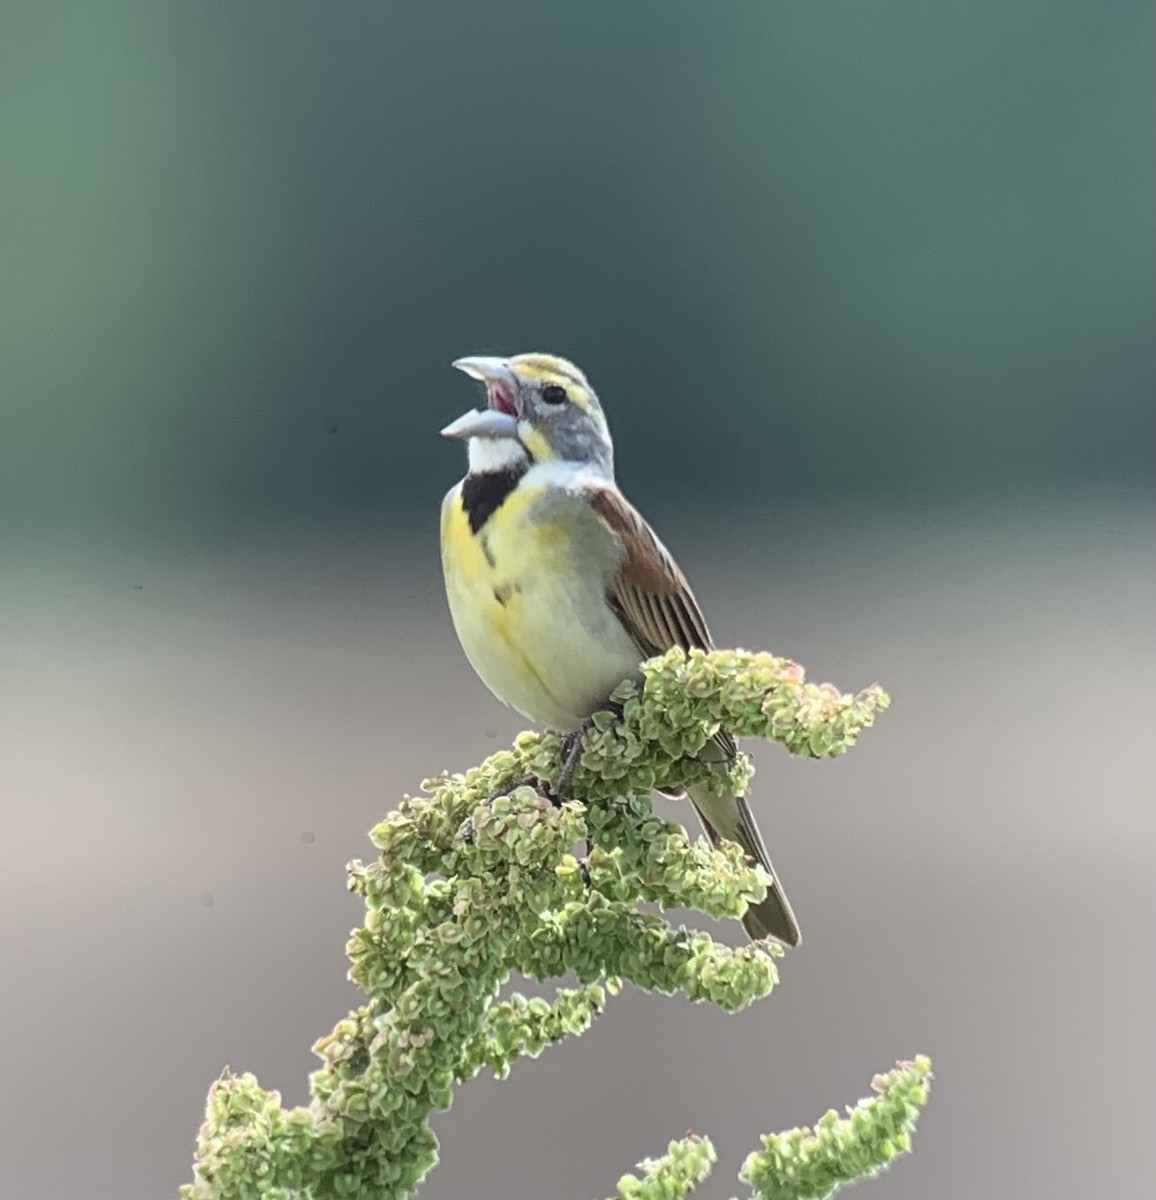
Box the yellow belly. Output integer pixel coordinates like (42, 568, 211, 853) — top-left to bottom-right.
(440, 480, 641, 731)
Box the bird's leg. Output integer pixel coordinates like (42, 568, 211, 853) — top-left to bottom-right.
(556, 728, 587, 801)
(556, 699, 626, 800)
(556, 702, 628, 870)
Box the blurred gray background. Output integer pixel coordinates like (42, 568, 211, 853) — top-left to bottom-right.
(1, 2, 1152, 1198)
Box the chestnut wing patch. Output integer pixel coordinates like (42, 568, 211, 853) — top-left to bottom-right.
(587, 487, 714, 657)
(587, 485, 737, 763)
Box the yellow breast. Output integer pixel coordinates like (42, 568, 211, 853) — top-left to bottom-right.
(439, 478, 642, 731)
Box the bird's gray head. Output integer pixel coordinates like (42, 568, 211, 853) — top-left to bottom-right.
(441, 352, 614, 476)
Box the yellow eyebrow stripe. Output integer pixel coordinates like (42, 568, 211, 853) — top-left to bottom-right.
(564, 380, 594, 412)
(510, 354, 583, 381)
(510, 357, 594, 413)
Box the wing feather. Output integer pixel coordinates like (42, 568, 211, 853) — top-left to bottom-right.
(587, 486, 713, 656)
(588, 486, 737, 759)
(587, 484, 793, 935)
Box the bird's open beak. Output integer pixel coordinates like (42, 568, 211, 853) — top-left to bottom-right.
(440, 408, 519, 439)
(441, 356, 522, 439)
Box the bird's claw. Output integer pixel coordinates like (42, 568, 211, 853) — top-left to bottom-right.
(457, 774, 557, 843)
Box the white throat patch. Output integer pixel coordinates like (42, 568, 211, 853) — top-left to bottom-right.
(467, 436, 528, 474)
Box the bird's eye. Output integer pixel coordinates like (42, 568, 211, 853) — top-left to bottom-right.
(541, 384, 567, 406)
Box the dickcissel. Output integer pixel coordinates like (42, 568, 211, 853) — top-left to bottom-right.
(439, 352, 800, 946)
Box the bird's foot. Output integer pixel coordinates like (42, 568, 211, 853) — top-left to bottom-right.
(457, 774, 556, 843)
(556, 702, 624, 800)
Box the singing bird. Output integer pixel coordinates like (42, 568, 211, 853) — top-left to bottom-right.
(439, 353, 800, 946)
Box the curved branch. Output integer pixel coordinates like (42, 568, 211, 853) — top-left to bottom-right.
(182, 649, 912, 1200)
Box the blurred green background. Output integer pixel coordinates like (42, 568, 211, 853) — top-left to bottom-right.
(1, 4, 1152, 1200)
(2, 0, 1150, 542)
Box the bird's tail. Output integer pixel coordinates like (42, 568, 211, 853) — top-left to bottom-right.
(686, 782, 801, 947)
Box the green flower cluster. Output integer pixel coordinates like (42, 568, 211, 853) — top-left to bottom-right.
(544, 647, 890, 804)
(183, 649, 920, 1200)
(613, 1134, 716, 1199)
(608, 1057, 932, 1200)
(739, 1057, 934, 1199)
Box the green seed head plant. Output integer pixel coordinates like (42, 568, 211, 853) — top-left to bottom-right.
(183, 647, 931, 1200)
